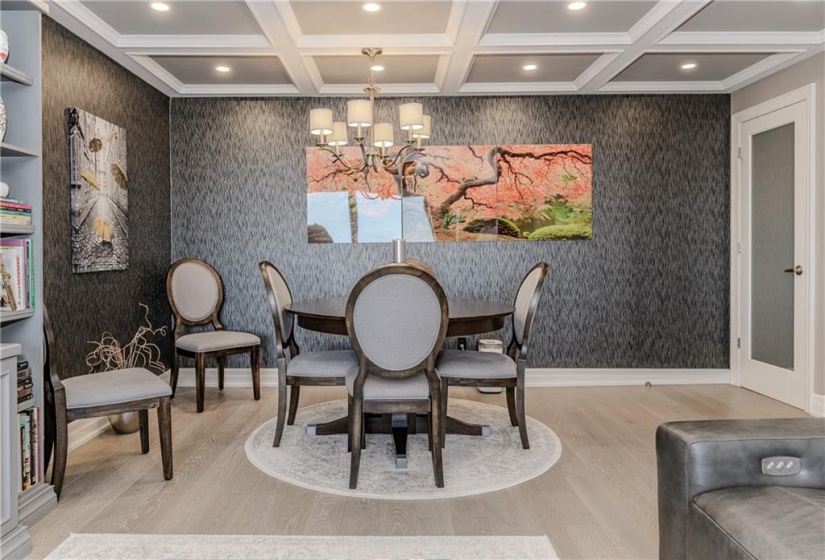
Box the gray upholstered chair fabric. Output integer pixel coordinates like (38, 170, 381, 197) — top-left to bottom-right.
(436, 262, 547, 451)
(168, 258, 261, 413)
(169, 260, 221, 322)
(259, 260, 353, 447)
(437, 349, 517, 379)
(63, 368, 171, 409)
(657, 418, 825, 560)
(175, 331, 261, 353)
(289, 350, 358, 377)
(44, 305, 174, 500)
(346, 264, 449, 489)
(513, 266, 543, 344)
(351, 274, 443, 371)
(345, 367, 430, 400)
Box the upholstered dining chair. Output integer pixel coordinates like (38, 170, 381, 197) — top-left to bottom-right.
(43, 307, 173, 499)
(346, 264, 449, 489)
(259, 261, 357, 447)
(167, 258, 261, 412)
(437, 262, 548, 450)
(405, 258, 436, 277)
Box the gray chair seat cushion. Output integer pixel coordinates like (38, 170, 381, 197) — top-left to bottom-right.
(63, 368, 172, 409)
(689, 486, 825, 560)
(436, 349, 517, 379)
(289, 350, 358, 377)
(346, 367, 430, 400)
(176, 331, 260, 353)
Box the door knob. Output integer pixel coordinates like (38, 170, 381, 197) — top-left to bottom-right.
(783, 266, 803, 276)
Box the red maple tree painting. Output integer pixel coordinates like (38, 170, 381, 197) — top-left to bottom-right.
(306, 144, 592, 243)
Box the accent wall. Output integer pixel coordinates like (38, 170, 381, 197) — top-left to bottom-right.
(170, 95, 730, 369)
(42, 17, 172, 377)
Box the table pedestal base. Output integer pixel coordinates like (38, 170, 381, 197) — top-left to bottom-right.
(306, 411, 491, 468)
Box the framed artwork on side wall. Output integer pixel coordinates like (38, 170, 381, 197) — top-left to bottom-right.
(68, 107, 129, 273)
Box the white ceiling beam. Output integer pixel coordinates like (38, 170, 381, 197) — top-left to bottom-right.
(245, 0, 317, 94)
(580, 0, 712, 94)
(479, 32, 631, 48)
(662, 31, 825, 46)
(440, 0, 498, 95)
(723, 50, 821, 92)
(117, 34, 271, 50)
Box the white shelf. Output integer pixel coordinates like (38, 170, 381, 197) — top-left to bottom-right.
(0, 223, 34, 236)
(0, 64, 33, 86)
(0, 309, 35, 324)
(0, 143, 39, 158)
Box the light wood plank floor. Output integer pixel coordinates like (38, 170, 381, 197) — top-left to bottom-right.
(28, 384, 807, 559)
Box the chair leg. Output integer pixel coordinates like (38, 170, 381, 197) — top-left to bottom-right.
(506, 386, 518, 427)
(251, 345, 261, 401)
(287, 385, 300, 426)
(217, 356, 225, 391)
(195, 353, 206, 413)
(273, 379, 287, 448)
(139, 409, 150, 454)
(170, 351, 180, 398)
(51, 394, 69, 499)
(157, 397, 173, 480)
(430, 392, 444, 488)
(349, 398, 363, 489)
(440, 381, 449, 448)
(347, 395, 352, 453)
(516, 382, 529, 449)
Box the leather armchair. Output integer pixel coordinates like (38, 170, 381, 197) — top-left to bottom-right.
(656, 418, 825, 560)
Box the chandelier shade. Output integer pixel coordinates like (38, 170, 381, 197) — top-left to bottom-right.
(308, 47, 432, 174)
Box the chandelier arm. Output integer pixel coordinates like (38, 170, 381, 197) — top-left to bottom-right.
(317, 147, 367, 173)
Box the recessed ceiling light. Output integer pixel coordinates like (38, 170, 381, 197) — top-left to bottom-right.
(150, 2, 170, 11)
(523, 64, 538, 71)
(568, 1, 586, 10)
(363, 3, 381, 11)
(680, 62, 697, 70)
(371, 64, 384, 72)
(215, 65, 231, 73)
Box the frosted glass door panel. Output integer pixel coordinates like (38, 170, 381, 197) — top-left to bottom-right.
(750, 123, 794, 370)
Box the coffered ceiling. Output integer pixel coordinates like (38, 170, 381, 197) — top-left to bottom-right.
(47, 0, 825, 97)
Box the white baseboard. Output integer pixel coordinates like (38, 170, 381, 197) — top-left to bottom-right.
(169, 367, 731, 389)
(68, 417, 111, 452)
(526, 368, 731, 387)
(810, 393, 825, 417)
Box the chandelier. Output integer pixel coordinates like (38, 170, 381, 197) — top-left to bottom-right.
(308, 48, 431, 176)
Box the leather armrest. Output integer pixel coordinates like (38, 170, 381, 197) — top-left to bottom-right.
(656, 417, 825, 560)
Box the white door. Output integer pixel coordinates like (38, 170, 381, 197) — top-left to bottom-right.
(736, 95, 811, 410)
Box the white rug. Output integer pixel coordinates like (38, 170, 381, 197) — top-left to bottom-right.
(45, 534, 559, 560)
(245, 399, 562, 500)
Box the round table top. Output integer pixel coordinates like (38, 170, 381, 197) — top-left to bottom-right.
(285, 297, 514, 337)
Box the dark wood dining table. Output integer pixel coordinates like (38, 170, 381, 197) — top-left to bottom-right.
(284, 296, 515, 468)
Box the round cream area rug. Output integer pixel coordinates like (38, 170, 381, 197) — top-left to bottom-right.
(245, 398, 562, 500)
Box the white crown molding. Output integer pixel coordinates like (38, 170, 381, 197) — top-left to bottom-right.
(125, 47, 280, 57)
(179, 84, 301, 96)
(445, 0, 469, 46)
(574, 52, 623, 91)
(434, 54, 452, 93)
(479, 32, 631, 48)
(661, 31, 825, 46)
(298, 34, 455, 50)
(319, 83, 440, 96)
(52, 0, 120, 46)
(721, 51, 808, 92)
(459, 81, 578, 94)
(116, 34, 272, 50)
(599, 80, 725, 93)
(129, 55, 185, 94)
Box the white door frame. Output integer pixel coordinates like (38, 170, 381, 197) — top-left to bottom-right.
(730, 83, 817, 414)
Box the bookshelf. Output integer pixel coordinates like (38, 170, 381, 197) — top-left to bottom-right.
(0, 2, 56, 559)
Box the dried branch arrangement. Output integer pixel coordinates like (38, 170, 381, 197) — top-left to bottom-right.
(86, 303, 167, 374)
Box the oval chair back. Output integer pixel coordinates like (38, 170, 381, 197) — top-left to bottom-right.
(166, 258, 224, 328)
(258, 261, 295, 352)
(512, 262, 548, 358)
(346, 264, 448, 379)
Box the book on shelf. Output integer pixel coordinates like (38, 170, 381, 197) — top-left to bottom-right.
(0, 200, 32, 211)
(18, 408, 40, 490)
(0, 239, 34, 310)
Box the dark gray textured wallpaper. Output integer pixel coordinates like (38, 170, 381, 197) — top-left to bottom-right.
(170, 95, 730, 369)
(42, 18, 172, 377)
